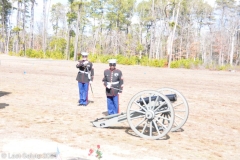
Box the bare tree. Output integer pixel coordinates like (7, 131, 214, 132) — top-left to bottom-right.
(168, 0, 182, 68)
(29, 0, 37, 49)
(42, 0, 47, 57)
(73, 1, 82, 61)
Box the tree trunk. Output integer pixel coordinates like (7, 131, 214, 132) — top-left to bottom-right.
(92, 20, 97, 54)
(30, 0, 35, 49)
(42, 0, 47, 57)
(80, 26, 84, 55)
(149, 0, 155, 59)
(179, 28, 183, 60)
(155, 31, 161, 60)
(168, 0, 182, 68)
(45, 0, 51, 52)
(202, 38, 206, 64)
(230, 33, 235, 66)
(236, 50, 239, 65)
(210, 43, 213, 64)
(16, 0, 21, 54)
(218, 7, 225, 66)
(167, 6, 175, 61)
(22, 0, 26, 56)
(2, 10, 6, 54)
(66, 27, 71, 60)
(218, 50, 222, 65)
(74, 4, 82, 61)
(186, 27, 190, 59)
(6, 12, 11, 55)
(99, 2, 104, 54)
(145, 28, 149, 56)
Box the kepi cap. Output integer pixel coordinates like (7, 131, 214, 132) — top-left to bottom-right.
(108, 59, 117, 63)
(81, 52, 89, 56)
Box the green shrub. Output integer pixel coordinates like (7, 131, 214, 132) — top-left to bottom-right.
(88, 53, 98, 63)
(46, 51, 64, 59)
(217, 65, 231, 71)
(170, 60, 181, 68)
(116, 54, 138, 65)
(8, 51, 20, 56)
(149, 59, 167, 67)
(98, 54, 113, 63)
(26, 49, 44, 58)
(10, 50, 209, 70)
(49, 38, 67, 53)
(88, 53, 138, 65)
(205, 62, 231, 71)
(19, 50, 24, 56)
(139, 56, 149, 66)
(193, 58, 202, 67)
(170, 59, 203, 69)
(182, 60, 191, 69)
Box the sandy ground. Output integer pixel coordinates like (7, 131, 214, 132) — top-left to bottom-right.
(0, 54, 240, 160)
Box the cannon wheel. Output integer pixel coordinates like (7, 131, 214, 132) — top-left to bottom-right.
(126, 90, 174, 140)
(157, 88, 189, 132)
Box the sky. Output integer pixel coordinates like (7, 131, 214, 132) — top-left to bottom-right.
(34, 0, 68, 15)
(205, 0, 216, 7)
(10, 0, 217, 34)
(34, 0, 216, 15)
(10, 0, 68, 33)
(33, 0, 216, 21)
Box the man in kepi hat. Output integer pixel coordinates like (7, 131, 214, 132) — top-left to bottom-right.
(76, 52, 94, 106)
(102, 59, 124, 115)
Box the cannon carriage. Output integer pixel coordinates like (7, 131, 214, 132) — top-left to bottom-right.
(92, 88, 189, 140)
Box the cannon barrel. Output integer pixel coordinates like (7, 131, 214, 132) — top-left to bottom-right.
(165, 94, 177, 101)
(137, 94, 177, 105)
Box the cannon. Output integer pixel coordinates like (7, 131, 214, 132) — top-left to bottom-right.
(92, 88, 189, 140)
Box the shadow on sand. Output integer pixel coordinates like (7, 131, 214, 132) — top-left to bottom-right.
(0, 103, 9, 109)
(101, 111, 108, 116)
(0, 91, 11, 97)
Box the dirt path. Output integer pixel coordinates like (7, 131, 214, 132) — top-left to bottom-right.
(0, 54, 240, 160)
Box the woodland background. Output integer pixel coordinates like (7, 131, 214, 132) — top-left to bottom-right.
(1, 0, 240, 69)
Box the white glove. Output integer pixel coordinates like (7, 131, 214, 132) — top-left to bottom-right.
(89, 81, 92, 84)
(107, 84, 111, 89)
(77, 62, 81, 67)
(83, 61, 88, 66)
